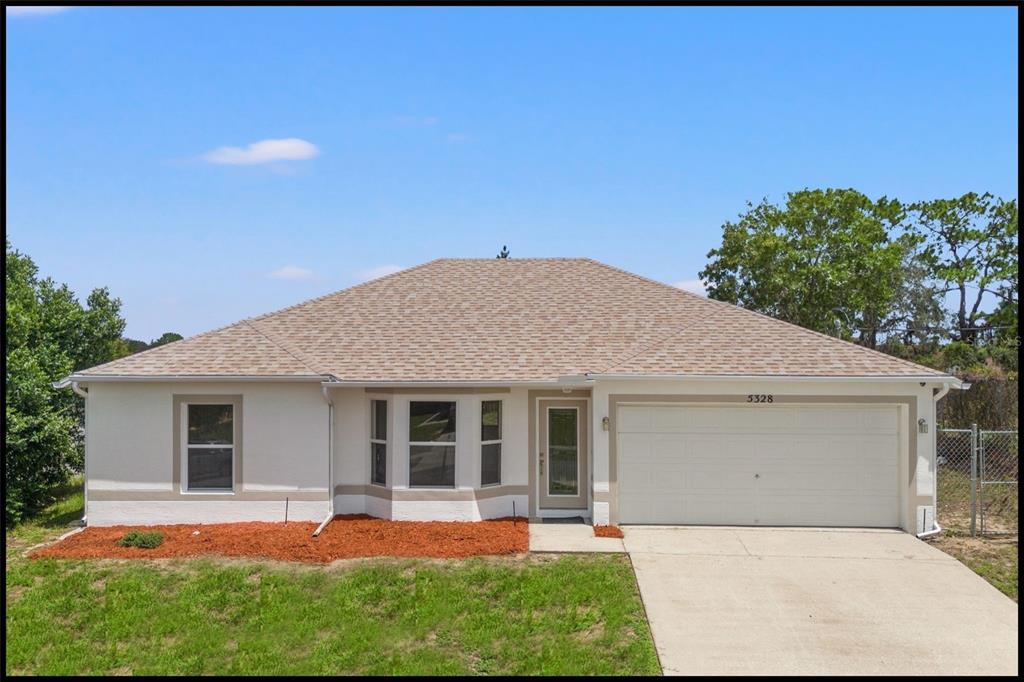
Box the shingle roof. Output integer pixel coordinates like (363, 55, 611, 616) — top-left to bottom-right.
(77, 258, 948, 381)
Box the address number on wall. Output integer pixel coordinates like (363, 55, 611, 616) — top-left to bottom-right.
(746, 394, 774, 403)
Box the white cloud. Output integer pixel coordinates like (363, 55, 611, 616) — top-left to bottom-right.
(673, 278, 707, 297)
(358, 264, 405, 282)
(6, 6, 70, 16)
(268, 265, 315, 281)
(202, 138, 320, 166)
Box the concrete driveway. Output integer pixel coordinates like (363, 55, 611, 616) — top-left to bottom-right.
(624, 527, 1018, 676)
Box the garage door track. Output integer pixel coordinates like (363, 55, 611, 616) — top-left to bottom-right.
(625, 527, 1018, 676)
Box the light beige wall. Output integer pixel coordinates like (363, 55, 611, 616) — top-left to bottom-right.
(332, 387, 529, 491)
(330, 387, 530, 518)
(87, 381, 330, 495)
(591, 379, 941, 532)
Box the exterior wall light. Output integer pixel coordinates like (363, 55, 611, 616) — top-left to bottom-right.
(918, 418, 928, 434)
(602, 416, 610, 431)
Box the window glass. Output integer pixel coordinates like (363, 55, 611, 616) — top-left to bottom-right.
(187, 404, 233, 444)
(371, 442, 387, 486)
(370, 400, 387, 486)
(409, 445, 456, 487)
(372, 400, 387, 441)
(187, 448, 233, 489)
(409, 401, 456, 442)
(548, 408, 578, 495)
(481, 400, 501, 441)
(481, 443, 501, 487)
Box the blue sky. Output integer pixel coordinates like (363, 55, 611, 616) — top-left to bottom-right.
(6, 6, 1018, 340)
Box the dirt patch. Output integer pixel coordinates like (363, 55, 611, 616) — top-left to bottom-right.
(31, 515, 529, 563)
(593, 525, 624, 539)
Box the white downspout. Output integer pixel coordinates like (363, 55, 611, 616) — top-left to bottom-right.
(71, 381, 89, 525)
(917, 381, 956, 538)
(314, 385, 335, 536)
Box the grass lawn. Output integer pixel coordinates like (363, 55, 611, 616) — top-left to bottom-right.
(926, 529, 1018, 602)
(5, 477, 85, 558)
(6, 484, 660, 676)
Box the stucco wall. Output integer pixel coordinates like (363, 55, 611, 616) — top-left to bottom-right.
(85, 381, 330, 525)
(589, 378, 940, 532)
(329, 387, 529, 520)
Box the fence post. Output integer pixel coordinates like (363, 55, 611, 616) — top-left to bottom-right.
(969, 423, 978, 536)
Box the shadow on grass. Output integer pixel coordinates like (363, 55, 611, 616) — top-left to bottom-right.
(6, 478, 85, 550)
(33, 480, 85, 529)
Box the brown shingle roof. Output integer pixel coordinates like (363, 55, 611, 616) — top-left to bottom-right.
(78, 258, 948, 381)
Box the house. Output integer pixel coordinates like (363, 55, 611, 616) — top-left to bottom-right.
(57, 258, 963, 534)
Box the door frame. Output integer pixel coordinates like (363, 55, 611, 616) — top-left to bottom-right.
(538, 400, 589, 510)
(527, 390, 592, 518)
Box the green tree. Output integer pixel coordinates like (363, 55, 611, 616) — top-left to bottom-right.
(123, 332, 184, 354)
(5, 240, 127, 523)
(151, 332, 183, 347)
(699, 189, 911, 346)
(909, 193, 1018, 344)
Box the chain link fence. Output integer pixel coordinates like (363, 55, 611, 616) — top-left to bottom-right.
(979, 430, 1018, 535)
(937, 426, 1018, 536)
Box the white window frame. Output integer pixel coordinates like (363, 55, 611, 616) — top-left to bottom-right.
(408, 400, 457, 489)
(180, 401, 235, 494)
(370, 399, 388, 487)
(480, 399, 502, 487)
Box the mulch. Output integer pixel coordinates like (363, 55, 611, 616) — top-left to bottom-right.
(593, 525, 624, 539)
(30, 515, 529, 563)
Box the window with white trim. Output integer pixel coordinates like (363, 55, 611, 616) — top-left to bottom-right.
(184, 403, 234, 491)
(409, 401, 456, 488)
(370, 400, 387, 486)
(481, 400, 502, 487)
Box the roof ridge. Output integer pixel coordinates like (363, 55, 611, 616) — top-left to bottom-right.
(241, 320, 323, 376)
(584, 258, 944, 376)
(435, 257, 590, 261)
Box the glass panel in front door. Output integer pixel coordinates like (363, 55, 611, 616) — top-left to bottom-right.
(548, 408, 578, 495)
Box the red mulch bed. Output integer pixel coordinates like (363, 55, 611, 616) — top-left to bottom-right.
(31, 515, 529, 563)
(593, 525, 624, 539)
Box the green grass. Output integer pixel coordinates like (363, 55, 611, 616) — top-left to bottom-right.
(5, 477, 85, 557)
(936, 468, 1018, 534)
(927, 528, 1018, 602)
(5, 484, 660, 676)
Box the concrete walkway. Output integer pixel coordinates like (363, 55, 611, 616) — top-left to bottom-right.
(528, 523, 625, 553)
(625, 526, 1018, 676)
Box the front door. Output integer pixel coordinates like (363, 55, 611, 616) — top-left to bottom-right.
(538, 399, 588, 509)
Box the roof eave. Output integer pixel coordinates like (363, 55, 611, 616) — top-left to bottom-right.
(55, 374, 328, 387)
(585, 373, 962, 386)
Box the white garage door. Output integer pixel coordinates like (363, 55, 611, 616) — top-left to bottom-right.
(617, 403, 900, 527)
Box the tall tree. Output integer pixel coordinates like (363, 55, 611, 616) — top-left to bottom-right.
(699, 189, 910, 345)
(5, 240, 127, 523)
(124, 332, 184, 354)
(909, 193, 1018, 344)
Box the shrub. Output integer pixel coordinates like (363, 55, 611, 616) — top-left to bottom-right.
(118, 531, 164, 549)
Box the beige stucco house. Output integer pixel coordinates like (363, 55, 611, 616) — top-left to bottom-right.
(57, 258, 963, 534)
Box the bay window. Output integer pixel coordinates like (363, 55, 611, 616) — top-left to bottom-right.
(409, 401, 456, 488)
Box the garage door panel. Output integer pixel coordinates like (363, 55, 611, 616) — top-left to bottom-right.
(617, 404, 900, 527)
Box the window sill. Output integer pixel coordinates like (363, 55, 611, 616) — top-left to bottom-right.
(181, 489, 235, 496)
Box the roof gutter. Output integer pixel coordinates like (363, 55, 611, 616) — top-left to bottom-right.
(321, 378, 592, 389)
(583, 373, 963, 385)
(55, 374, 327, 387)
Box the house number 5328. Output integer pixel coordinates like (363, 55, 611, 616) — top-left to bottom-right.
(746, 394, 774, 403)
